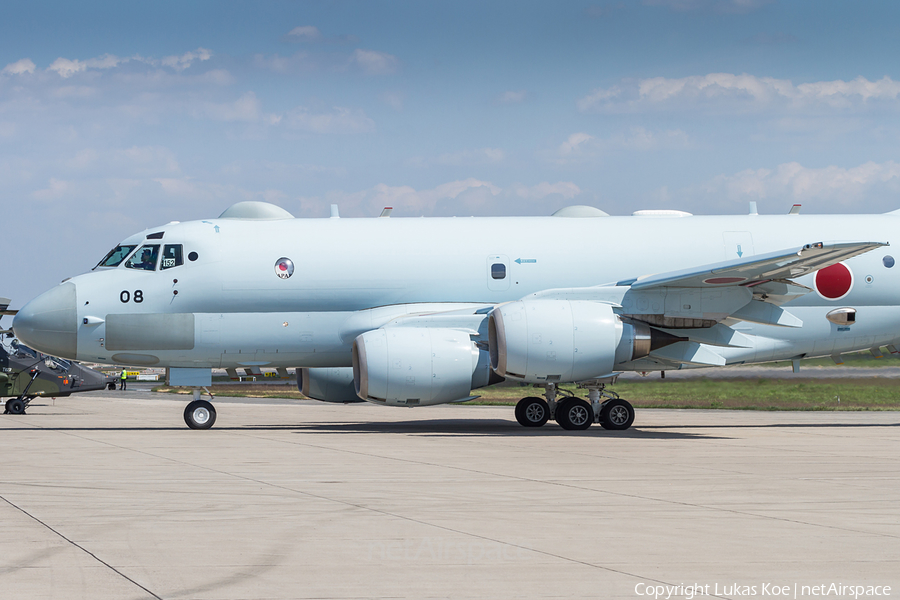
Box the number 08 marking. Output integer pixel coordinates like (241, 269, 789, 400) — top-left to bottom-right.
(120, 290, 144, 303)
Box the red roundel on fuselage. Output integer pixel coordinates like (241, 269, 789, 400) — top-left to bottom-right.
(815, 262, 853, 300)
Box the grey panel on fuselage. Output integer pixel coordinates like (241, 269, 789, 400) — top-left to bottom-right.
(106, 313, 195, 351)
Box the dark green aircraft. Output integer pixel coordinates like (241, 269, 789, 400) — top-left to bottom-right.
(1, 298, 116, 415)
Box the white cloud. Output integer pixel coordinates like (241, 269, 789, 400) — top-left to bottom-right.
(297, 178, 583, 217)
(512, 181, 581, 200)
(558, 132, 594, 156)
(498, 90, 527, 104)
(698, 161, 900, 210)
(435, 148, 505, 166)
(578, 74, 900, 112)
(32, 178, 71, 201)
(576, 86, 622, 111)
(161, 48, 212, 71)
(552, 128, 689, 165)
(47, 54, 129, 78)
(48, 58, 87, 78)
(116, 146, 181, 175)
(288, 26, 321, 40)
(617, 126, 689, 150)
(62, 146, 180, 177)
(85, 54, 125, 69)
(351, 49, 398, 75)
(66, 148, 99, 170)
(2, 58, 36, 75)
(283, 106, 375, 134)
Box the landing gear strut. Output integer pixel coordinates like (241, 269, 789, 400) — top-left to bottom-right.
(513, 381, 635, 431)
(184, 389, 217, 429)
(578, 381, 635, 431)
(4, 369, 40, 415)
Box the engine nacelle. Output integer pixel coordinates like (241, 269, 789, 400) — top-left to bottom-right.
(298, 367, 364, 403)
(352, 327, 479, 406)
(489, 300, 683, 383)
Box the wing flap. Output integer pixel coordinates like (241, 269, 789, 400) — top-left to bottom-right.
(730, 300, 803, 328)
(649, 341, 726, 366)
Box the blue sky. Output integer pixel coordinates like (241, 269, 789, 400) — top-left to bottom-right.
(4, 0, 900, 306)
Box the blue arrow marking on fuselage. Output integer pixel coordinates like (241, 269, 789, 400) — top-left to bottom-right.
(515, 258, 537, 264)
(737, 244, 743, 257)
(214, 225, 220, 233)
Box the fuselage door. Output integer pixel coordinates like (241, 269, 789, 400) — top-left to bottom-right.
(723, 231, 755, 261)
(487, 255, 510, 291)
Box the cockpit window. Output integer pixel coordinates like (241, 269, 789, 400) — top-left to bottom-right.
(45, 357, 71, 372)
(96, 245, 137, 268)
(160, 244, 183, 270)
(124, 245, 160, 271)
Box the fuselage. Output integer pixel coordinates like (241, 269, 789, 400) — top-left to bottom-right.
(14, 210, 900, 370)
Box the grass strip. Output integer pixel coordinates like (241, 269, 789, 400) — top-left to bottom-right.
(154, 378, 900, 411)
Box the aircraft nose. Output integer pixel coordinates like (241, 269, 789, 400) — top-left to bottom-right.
(13, 282, 78, 359)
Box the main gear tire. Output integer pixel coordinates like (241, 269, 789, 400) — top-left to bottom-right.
(515, 397, 550, 427)
(599, 398, 635, 431)
(556, 398, 593, 431)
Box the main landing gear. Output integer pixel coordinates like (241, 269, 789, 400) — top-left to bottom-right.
(514, 382, 635, 431)
(184, 389, 217, 429)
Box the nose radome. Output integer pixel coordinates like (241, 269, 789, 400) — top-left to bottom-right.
(13, 282, 77, 359)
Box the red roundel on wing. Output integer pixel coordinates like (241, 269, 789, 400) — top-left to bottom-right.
(815, 263, 852, 299)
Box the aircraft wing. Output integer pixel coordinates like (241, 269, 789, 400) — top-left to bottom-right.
(625, 241, 886, 290)
(524, 240, 888, 367)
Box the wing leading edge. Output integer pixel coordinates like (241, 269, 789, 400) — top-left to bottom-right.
(625, 241, 886, 290)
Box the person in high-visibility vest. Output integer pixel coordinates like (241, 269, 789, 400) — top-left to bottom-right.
(120, 369, 127, 391)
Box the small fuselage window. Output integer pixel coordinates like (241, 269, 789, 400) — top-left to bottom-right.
(96, 245, 137, 269)
(491, 263, 507, 280)
(124, 245, 160, 271)
(160, 244, 184, 270)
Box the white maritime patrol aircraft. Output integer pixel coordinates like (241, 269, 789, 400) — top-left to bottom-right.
(11, 201, 896, 430)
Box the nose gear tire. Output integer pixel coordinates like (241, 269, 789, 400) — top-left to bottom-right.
(184, 399, 217, 429)
(6, 399, 26, 415)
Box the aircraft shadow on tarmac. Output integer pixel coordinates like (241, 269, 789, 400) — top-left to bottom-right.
(282, 419, 730, 439)
(1, 418, 724, 439)
(6, 416, 896, 437)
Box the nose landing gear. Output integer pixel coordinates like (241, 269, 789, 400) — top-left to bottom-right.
(184, 388, 217, 429)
